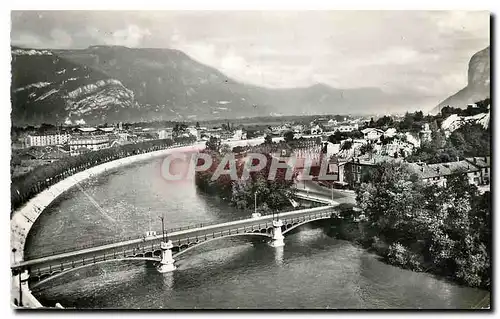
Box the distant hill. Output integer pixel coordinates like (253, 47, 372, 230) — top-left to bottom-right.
(432, 46, 490, 115)
(11, 45, 417, 126)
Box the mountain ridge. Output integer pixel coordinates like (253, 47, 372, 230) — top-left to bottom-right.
(11, 45, 432, 125)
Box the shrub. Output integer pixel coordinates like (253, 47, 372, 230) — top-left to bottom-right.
(387, 242, 423, 271)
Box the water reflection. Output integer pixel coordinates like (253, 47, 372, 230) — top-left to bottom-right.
(274, 246, 284, 266)
(161, 271, 175, 289)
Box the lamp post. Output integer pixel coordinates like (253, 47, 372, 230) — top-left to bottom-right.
(254, 191, 258, 216)
(160, 216, 166, 242)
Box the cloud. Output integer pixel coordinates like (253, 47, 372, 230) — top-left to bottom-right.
(10, 11, 490, 108)
(86, 25, 151, 47)
(11, 28, 73, 49)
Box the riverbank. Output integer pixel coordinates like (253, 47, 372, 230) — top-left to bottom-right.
(328, 215, 491, 296)
(11, 143, 207, 264)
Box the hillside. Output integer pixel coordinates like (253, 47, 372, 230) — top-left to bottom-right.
(11, 45, 411, 126)
(432, 46, 490, 114)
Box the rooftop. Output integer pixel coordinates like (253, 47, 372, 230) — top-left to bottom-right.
(465, 157, 490, 168)
(408, 160, 480, 179)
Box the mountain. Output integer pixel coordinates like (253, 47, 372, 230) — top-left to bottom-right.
(432, 46, 490, 115)
(11, 45, 410, 126)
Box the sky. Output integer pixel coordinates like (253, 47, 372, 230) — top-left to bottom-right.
(10, 11, 490, 107)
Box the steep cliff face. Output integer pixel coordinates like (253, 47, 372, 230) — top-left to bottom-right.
(433, 46, 490, 114)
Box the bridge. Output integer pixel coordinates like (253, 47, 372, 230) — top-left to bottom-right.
(12, 205, 338, 289)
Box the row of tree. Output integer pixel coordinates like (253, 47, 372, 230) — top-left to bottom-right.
(196, 139, 298, 212)
(11, 136, 197, 214)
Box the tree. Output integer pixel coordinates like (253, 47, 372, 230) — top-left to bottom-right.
(284, 131, 295, 144)
(220, 143, 232, 155)
(328, 131, 343, 144)
(205, 136, 221, 153)
(341, 140, 353, 151)
(369, 117, 375, 127)
(356, 162, 491, 288)
(264, 134, 273, 145)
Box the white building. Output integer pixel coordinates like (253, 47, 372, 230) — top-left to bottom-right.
(69, 136, 110, 156)
(26, 133, 70, 147)
(420, 123, 432, 142)
(361, 128, 384, 141)
(384, 128, 397, 138)
(231, 129, 247, 140)
(337, 124, 358, 133)
(311, 125, 323, 135)
(186, 127, 201, 140)
(158, 129, 173, 140)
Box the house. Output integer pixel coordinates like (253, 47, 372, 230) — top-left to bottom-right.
(337, 124, 358, 133)
(465, 156, 490, 185)
(324, 119, 338, 128)
(384, 128, 397, 138)
(311, 125, 323, 135)
(361, 128, 384, 141)
(230, 129, 247, 140)
(405, 132, 421, 149)
(292, 124, 304, 133)
(158, 129, 173, 140)
(408, 160, 483, 187)
(344, 154, 401, 185)
(271, 124, 290, 134)
(25, 133, 70, 147)
(69, 136, 110, 156)
(420, 123, 432, 142)
(186, 127, 201, 140)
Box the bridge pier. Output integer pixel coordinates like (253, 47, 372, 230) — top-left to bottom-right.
(157, 240, 176, 273)
(269, 220, 285, 247)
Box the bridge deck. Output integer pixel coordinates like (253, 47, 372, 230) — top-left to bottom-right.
(14, 205, 336, 271)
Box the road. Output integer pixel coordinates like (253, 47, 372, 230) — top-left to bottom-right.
(295, 180, 357, 205)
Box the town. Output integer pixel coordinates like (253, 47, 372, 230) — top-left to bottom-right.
(11, 99, 490, 193)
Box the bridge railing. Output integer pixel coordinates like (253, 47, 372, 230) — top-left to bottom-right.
(23, 208, 336, 261)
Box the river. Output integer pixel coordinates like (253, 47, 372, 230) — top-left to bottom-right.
(25, 156, 490, 309)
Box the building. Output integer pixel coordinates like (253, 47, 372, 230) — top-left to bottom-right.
(26, 133, 71, 147)
(311, 125, 323, 135)
(337, 124, 358, 133)
(231, 129, 247, 140)
(324, 119, 338, 128)
(69, 136, 110, 156)
(158, 129, 173, 140)
(361, 128, 384, 141)
(292, 124, 305, 133)
(384, 128, 397, 138)
(420, 123, 432, 142)
(465, 157, 490, 185)
(408, 160, 483, 187)
(186, 127, 201, 140)
(344, 154, 400, 185)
